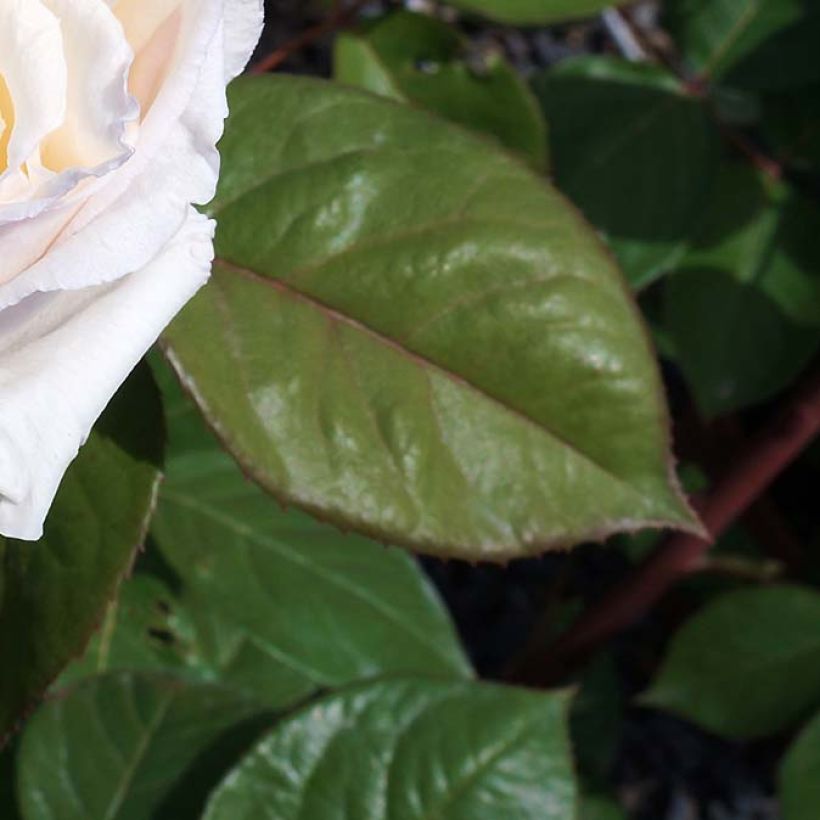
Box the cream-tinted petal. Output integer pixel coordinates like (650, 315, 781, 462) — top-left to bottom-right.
(0, 208, 214, 540)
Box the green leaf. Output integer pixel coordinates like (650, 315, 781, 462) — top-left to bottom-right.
(664, 0, 820, 89)
(581, 795, 627, 820)
(55, 574, 195, 688)
(664, 163, 820, 416)
(0, 365, 163, 743)
(150, 446, 472, 707)
(447, 0, 612, 25)
(334, 12, 547, 168)
(763, 86, 820, 173)
(779, 709, 820, 820)
(531, 57, 720, 289)
(204, 679, 577, 820)
(163, 75, 700, 560)
(644, 585, 820, 739)
(63, 359, 470, 705)
(16, 673, 269, 820)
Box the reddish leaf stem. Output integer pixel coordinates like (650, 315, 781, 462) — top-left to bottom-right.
(250, 1, 369, 75)
(525, 366, 820, 685)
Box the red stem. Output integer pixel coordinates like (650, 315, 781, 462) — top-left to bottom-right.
(250, 1, 368, 75)
(527, 367, 820, 684)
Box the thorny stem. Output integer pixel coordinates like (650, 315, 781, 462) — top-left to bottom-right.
(250, 0, 369, 75)
(520, 367, 820, 686)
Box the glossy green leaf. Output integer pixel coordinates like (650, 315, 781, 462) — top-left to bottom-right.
(779, 709, 820, 820)
(664, 0, 820, 89)
(151, 446, 471, 707)
(664, 163, 820, 416)
(63, 358, 470, 705)
(532, 57, 720, 288)
(644, 586, 820, 739)
(16, 673, 268, 820)
(447, 0, 612, 24)
(56, 574, 195, 688)
(334, 12, 547, 168)
(163, 75, 700, 560)
(0, 366, 163, 743)
(204, 679, 577, 820)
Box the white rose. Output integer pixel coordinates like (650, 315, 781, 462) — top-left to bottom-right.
(0, 0, 264, 540)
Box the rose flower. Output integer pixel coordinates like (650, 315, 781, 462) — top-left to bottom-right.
(0, 0, 263, 539)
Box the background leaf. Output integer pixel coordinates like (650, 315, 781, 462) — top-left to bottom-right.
(0, 366, 163, 743)
(532, 57, 720, 288)
(334, 11, 547, 168)
(779, 708, 820, 820)
(663, 163, 820, 416)
(16, 673, 269, 820)
(447, 0, 613, 25)
(163, 74, 699, 560)
(664, 0, 820, 89)
(644, 585, 820, 738)
(204, 678, 577, 820)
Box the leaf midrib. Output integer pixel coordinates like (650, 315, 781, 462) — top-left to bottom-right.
(103, 689, 174, 819)
(214, 257, 650, 503)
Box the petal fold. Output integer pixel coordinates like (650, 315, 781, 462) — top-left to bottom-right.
(0, 209, 214, 540)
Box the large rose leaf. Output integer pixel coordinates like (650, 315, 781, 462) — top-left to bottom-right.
(643, 586, 820, 739)
(334, 11, 547, 168)
(204, 679, 576, 820)
(0, 365, 163, 743)
(16, 673, 268, 820)
(164, 75, 700, 560)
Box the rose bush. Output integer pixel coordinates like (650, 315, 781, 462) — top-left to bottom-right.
(0, 0, 263, 540)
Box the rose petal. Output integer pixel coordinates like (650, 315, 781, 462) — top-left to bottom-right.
(0, 0, 225, 303)
(0, 0, 66, 201)
(0, 208, 214, 540)
(223, 0, 264, 80)
(40, 0, 137, 174)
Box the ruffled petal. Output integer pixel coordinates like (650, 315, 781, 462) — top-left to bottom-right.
(0, 0, 226, 304)
(223, 0, 264, 80)
(0, 208, 214, 540)
(40, 0, 137, 174)
(0, 0, 66, 200)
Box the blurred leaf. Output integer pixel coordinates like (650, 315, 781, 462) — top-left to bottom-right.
(204, 679, 576, 820)
(164, 75, 700, 561)
(581, 794, 627, 820)
(334, 12, 547, 168)
(571, 652, 624, 785)
(16, 673, 268, 820)
(644, 585, 820, 738)
(779, 708, 820, 820)
(447, 0, 612, 25)
(665, 0, 820, 89)
(664, 163, 820, 416)
(532, 57, 720, 288)
(0, 366, 163, 743)
(763, 86, 820, 172)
